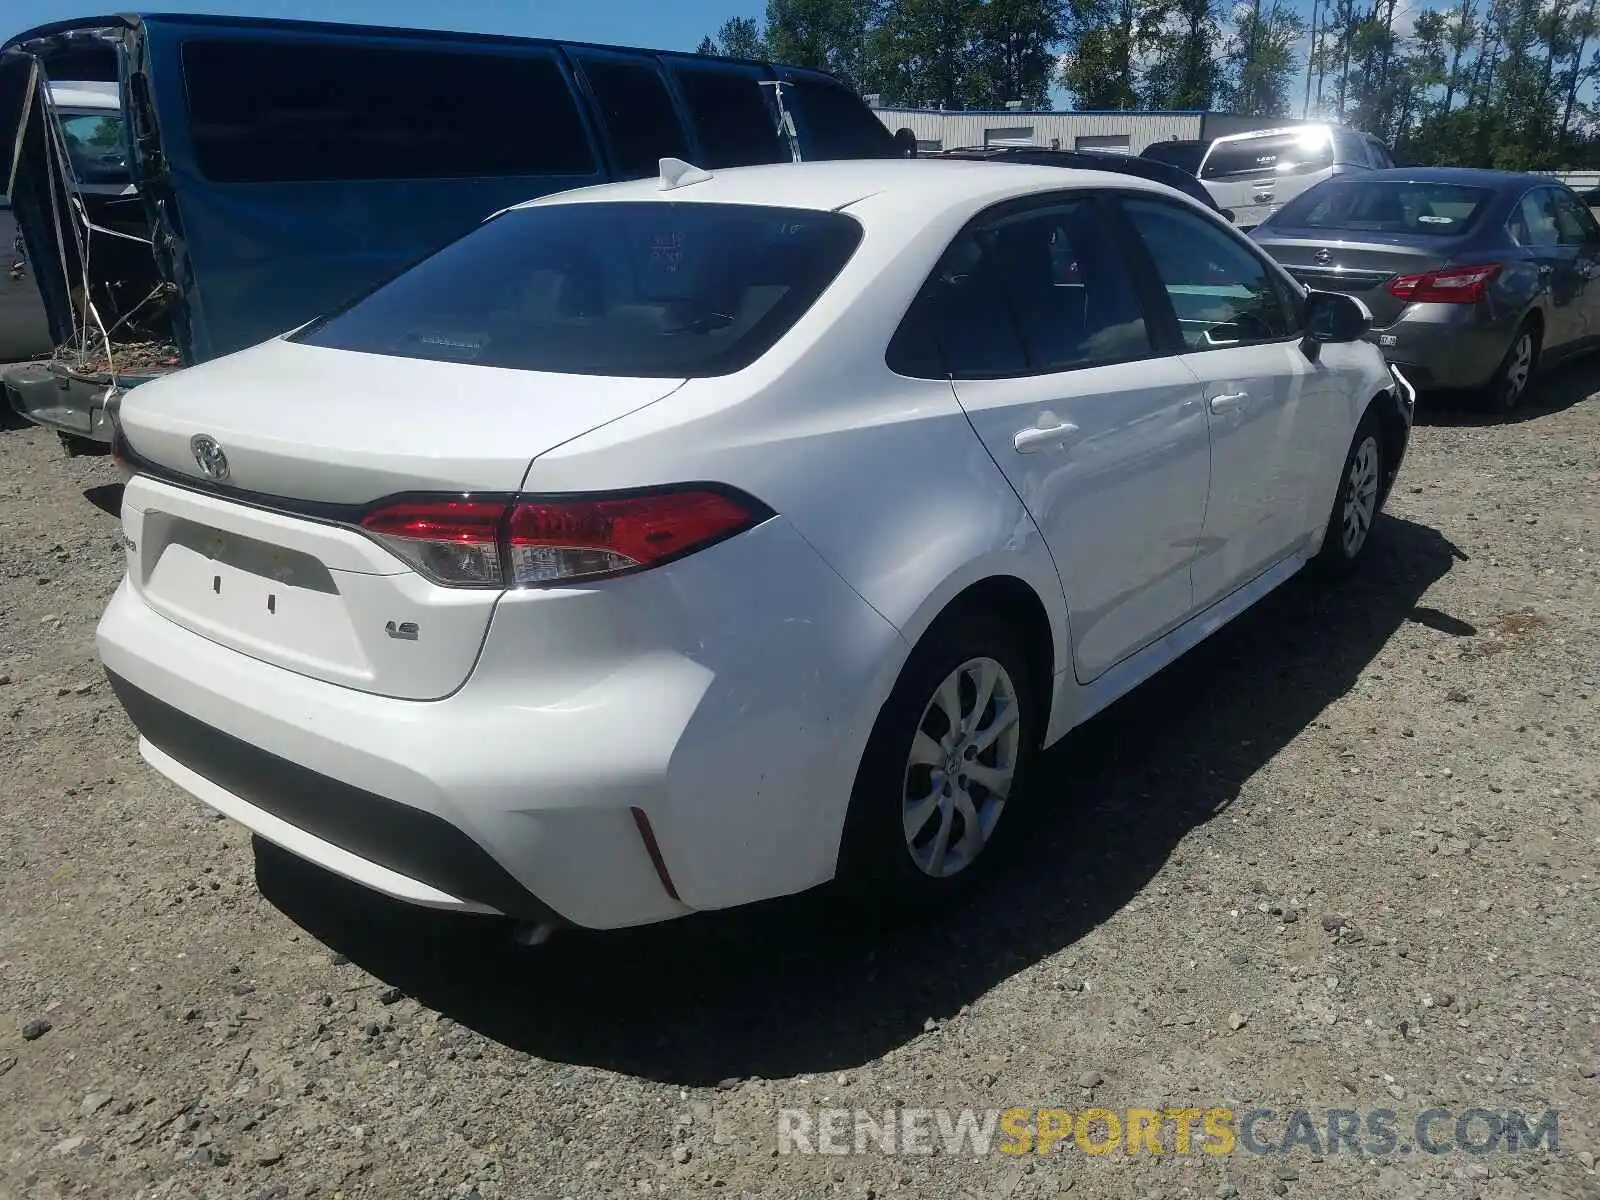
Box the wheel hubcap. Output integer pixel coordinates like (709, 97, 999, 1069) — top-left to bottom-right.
(1341, 435, 1380, 557)
(902, 656, 1020, 878)
(1506, 333, 1532, 401)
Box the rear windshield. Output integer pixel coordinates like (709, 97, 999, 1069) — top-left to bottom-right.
(1201, 130, 1333, 181)
(293, 201, 863, 377)
(1273, 180, 1492, 236)
(1141, 141, 1206, 175)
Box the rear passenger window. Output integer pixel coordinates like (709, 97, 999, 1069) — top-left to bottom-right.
(671, 64, 787, 168)
(888, 236, 1027, 378)
(888, 200, 1150, 378)
(181, 39, 597, 183)
(976, 203, 1151, 371)
(577, 57, 689, 179)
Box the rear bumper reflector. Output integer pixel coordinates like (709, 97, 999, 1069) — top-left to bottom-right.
(630, 807, 681, 902)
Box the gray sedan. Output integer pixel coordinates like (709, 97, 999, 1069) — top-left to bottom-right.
(1250, 167, 1600, 412)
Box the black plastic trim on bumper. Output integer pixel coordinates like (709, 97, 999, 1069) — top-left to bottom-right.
(105, 671, 566, 925)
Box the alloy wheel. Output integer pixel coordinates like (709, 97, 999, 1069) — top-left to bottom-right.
(1341, 435, 1381, 558)
(1504, 331, 1533, 408)
(902, 656, 1021, 878)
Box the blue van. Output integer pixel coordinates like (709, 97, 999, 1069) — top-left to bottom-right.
(0, 13, 899, 447)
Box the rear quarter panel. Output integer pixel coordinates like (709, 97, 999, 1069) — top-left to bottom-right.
(520, 190, 1072, 882)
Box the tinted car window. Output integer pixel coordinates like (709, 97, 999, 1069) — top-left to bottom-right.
(1550, 188, 1598, 245)
(1273, 181, 1492, 236)
(786, 76, 896, 159)
(577, 57, 689, 179)
(1140, 140, 1207, 175)
(672, 64, 787, 168)
(294, 202, 861, 377)
(1122, 197, 1295, 349)
(1201, 130, 1334, 181)
(888, 233, 1027, 378)
(181, 40, 596, 182)
(977, 202, 1151, 371)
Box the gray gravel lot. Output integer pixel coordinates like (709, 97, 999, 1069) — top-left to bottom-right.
(0, 375, 1597, 1200)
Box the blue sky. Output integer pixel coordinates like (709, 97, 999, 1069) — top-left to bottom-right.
(6, 0, 757, 51)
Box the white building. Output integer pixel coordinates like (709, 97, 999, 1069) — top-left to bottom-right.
(868, 106, 1304, 156)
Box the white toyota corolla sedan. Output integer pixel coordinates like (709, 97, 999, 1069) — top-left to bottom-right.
(97, 158, 1414, 933)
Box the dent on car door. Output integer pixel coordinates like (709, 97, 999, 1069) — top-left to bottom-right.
(1117, 195, 1332, 607)
(899, 194, 1211, 683)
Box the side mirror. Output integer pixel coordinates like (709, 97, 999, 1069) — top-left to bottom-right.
(893, 128, 918, 159)
(1219, 207, 1236, 223)
(1303, 290, 1370, 348)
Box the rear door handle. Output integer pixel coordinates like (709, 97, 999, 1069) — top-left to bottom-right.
(1208, 391, 1249, 414)
(1013, 417, 1081, 454)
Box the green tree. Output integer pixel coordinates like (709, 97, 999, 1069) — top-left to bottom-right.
(967, 0, 1065, 108)
(1225, 0, 1306, 115)
(1058, 0, 1144, 108)
(866, 0, 982, 108)
(698, 15, 770, 58)
(1142, 0, 1224, 109)
(765, 0, 879, 85)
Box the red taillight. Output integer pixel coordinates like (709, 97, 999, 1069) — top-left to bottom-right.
(1388, 262, 1502, 304)
(360, 498, 508, 586)
(358, 488, 768, 588)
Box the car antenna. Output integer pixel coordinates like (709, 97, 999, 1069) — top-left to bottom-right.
(659, 158, 714, 191)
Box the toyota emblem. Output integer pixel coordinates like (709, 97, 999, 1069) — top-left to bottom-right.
(1315, 247, 1334, 265)
(190, 434, 230, 481)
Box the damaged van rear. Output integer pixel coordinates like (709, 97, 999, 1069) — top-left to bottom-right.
(0, 13, 899, 449)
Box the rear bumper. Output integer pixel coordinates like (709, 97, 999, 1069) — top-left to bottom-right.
(2, 361, 115, 442)
(96, 513, 906, 930)
(106, 671, 563, 922)
(1365, 303, 1517, 391)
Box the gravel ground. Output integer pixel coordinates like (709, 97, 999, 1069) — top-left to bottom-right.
(0, 374, 1597, 1200)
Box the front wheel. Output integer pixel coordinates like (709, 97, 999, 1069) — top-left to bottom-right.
(836, 611, 1039, 908)
(1313, 413, 1384, 578)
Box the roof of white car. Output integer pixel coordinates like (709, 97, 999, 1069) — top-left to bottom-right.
(513, 157, 1179, 215)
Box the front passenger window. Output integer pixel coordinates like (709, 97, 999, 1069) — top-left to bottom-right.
(1121, 197, 1296, 349)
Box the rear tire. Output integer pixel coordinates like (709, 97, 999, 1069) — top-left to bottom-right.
(1481, 319, 1538, 414)
(1313, 410, 1385, 579)
(836, 610, 1039, 909)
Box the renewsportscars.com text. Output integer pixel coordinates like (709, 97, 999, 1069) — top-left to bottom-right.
(776, 1106, 1559, 1158)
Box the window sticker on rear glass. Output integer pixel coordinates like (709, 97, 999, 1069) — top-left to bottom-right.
(650, 231, 685, 273)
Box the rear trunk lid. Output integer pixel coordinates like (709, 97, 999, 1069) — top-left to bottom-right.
(1252, 230, 1468, 327)
(116, 337, 684, 699)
